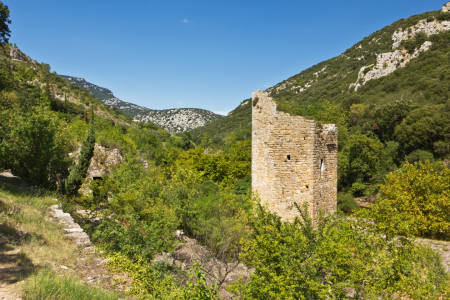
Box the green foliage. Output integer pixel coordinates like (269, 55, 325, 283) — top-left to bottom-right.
(183, 263, 219, 300)
(231, 203, 450, 299)
(366, 161, 450, 239)
(337, 192, 359, 213)
(0, 107, 71, 188)
(93, 214, 178, 260)
(106, 253, 184, 299)
(405, 149, 434, 164)
(394, 104, 450, 156)
(22, 268, 120, 300)
(63, 109, 95, 196)
(338, 133, 384, 189)
(0, 1, 11, 44)
(401, 32, 428, 54)
(436, 12, 450, 21)
(234, 175, 251, 195)
(176, 141, 251, 185)
(190, 99, 251, 149)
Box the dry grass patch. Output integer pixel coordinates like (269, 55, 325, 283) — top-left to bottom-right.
(0, 185, 79, 269)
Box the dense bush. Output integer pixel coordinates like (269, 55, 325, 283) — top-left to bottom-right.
(367, 161, 450, 239)
(338, 133, 384, 190)
(93, 214, 178, 260)
(336, 192, 359, 213)
(231, 203, 449, 299)
(0, 107, 71, 188)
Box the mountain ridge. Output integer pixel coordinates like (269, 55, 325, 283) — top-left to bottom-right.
(62, 75, 224, 133)
(61, 75, 152, 117)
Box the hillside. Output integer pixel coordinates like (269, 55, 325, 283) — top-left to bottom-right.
(135, 108, 224, 133)
(62, 75, 151, 117)
(190, 99, 251, 148)
(268, 2, 450, 113)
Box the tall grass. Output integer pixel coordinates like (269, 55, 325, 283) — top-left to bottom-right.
(22, 269, 120, 300)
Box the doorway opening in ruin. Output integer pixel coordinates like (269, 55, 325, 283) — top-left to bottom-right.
(287, 155, 291, 160)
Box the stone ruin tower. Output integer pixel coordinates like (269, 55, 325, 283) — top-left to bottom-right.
(252, 90, 337, 222)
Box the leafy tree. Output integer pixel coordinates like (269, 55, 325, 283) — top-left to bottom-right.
(338, 133, 384, 189)
(40, 82, 52, 108)
(63, 108, 96, 196)
(371, 100, 416, 142)
(395, 104, 450, 156)
(0, 107, 70, 188)
(0, 2, 11, 44)
(366, 161, 450, 239)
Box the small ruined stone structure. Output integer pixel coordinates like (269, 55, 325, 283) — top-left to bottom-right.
(252, 90, 337, 222)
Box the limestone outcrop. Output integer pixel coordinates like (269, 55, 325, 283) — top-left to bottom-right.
(350, 2, 450, 90)
(392, 19, 450, 50)
(350, 41, 432, 91)
(69, 143, 122, 179)
(9, 47, 31, 62)
(135, 108, 224, 133)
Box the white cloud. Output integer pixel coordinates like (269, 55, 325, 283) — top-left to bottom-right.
(213, 111, 230, 116)
(182, 19, 189, 23)
(264, 84, 270, 88)
(176, 101, 184, 104)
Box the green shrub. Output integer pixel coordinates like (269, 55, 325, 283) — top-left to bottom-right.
(337, 192, 359, 213)
(0, 107, 71, 188)
(234, 175, 251, 195)
(338, 133, 384, 188)
(64, 108, 95, 196)
(405, 149, 434, 163)
(231, 203, 450, 299)
(366, 161, 450, 239)
(93, 213, 178, 260)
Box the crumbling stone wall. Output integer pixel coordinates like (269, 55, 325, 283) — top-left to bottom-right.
(252, 90, 337, 222)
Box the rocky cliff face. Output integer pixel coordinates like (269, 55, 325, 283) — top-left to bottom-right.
(350, 2, 450, 90)
(135, 108, 224, 133)
(350, 41, 433, 90)
(9, 47, 31, 62)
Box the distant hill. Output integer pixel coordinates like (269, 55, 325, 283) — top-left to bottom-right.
(62, 76, 224, 132)
(135, 108, 224, 133)
(61, 76, 151, 117)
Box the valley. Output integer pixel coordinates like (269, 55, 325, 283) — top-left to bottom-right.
(1, 1, 450, 299)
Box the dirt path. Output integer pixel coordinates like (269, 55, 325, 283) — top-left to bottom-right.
(0, 237, 30, 300)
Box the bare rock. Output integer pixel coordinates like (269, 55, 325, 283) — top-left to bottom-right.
(9, 48, 31, 62)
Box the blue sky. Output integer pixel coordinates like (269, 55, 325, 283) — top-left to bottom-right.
(7, 0, 447, 115)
